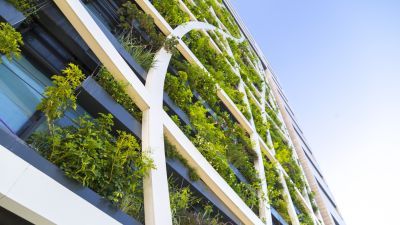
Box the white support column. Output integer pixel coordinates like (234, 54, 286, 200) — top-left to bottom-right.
(278, 169, 301, 225)
(251, 133, 273, 225)
(238, 81, 272, 225)
(142, 48, 173, 225)
(266, 69, 327, 225)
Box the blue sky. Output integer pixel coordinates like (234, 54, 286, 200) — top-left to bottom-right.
(230, 0, 400, 224)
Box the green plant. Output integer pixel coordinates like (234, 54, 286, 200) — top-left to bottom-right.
(0, 22, 24, 62)
(118, 1, 165, 51)
(169, 176, 225, 225)
(264, 159, 290, 223)
(206, 0, 241, 37)
(165, 71, 193, 111)
(308, 191, 319, 213)
(164, 36, 179, 54)
(183, 31, 250, 119)
(165, 138, 199, 181)
(119, 34, 155, 71)
(96, 67, 142, 121)
(31, 64, 154, 222)
(6, 0, 37, 16)
(248, 90, 270, 143)
(164, 67, 260, 209)
(36, 63, 85, 127)
(286, 179, 314, 225)
(266, 107, 283, 128)
(182, 0, 218, 28)
(153, 0, 190, 27)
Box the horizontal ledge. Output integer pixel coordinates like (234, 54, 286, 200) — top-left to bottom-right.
(217, 88, 254, 134)
(0, 144, 122, 225)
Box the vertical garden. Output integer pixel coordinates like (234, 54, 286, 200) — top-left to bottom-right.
(0, 0, 322, 224)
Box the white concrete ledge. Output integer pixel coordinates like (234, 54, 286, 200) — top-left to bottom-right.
(0, 145, 120, 225)
(217, 88, 254, 134)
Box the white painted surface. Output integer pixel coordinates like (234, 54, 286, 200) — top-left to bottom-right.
(0, 145, 121, 225)
(142, 47, 173, 225)
(53, 0, 150, 111)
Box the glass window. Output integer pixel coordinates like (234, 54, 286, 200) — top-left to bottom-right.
(0, 56, 51, 133)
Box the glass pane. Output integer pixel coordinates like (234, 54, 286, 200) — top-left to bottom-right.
(0, 56, 51, 133)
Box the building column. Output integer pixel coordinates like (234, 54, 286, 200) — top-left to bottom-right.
(266, 68, 332, 225)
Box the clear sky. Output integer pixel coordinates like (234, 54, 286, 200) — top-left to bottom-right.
(230, 0, 400, 224)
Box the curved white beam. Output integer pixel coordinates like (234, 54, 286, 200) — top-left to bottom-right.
(141, 18, 255, 224)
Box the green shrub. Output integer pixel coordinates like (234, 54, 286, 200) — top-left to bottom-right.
(119, 34, 155, 71)
(248, 92, 270, 143)
(165, 138, 199, 181)
(0, 22, 23, 62)
(270, 126, 305, 191)
(31, 64, 154, 222)
(6, 0, 36, 14)
(153, 0, 190, 27)
(169, 177, 224, 225)
(96, 67, 142, 121)
(264, 159, 290, 223)
(286, 179, 314, 225)
(182, 0, 219, 27)
(118, 1, 165, 51)
(37, 63, 85, 125)
(164, 65, 260, 210)
(183, 31, 250, 119)
(266, 107, 283, 128)
(206, 0, 241, 37)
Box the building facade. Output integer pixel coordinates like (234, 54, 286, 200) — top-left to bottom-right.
(0, 0, 345, 225)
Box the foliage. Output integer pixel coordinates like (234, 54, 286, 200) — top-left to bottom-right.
(228, 38, 263, 91)
(308, 191, 319, 213)
(171, 59, 218, 108)
(248, 90, 270, 143)
(207, 31, 226, 53)
(268, 121, 305, 192)
(264, 159, 290, 223)
(164, 61, 261, 210)
(183, 30, 250, 119)
(0, 22, 24, 63)
(165, 71, 193, 110)
(169, 177, 225, 225)
(164, 36, 179, 54)
(96, 67, 142, 121)
(118, 1, 165, 51)
(165, 138, 199, 181)
(37, 63, 85, 126)
(153, 0, 190, 27)
(6, 0, 37, 15)
(266, 107, 283, 128)
(119, 33, 155, 71)
(206, 0, 241, 37)
(31, 64, 154, 222)
(182, 0, 218, 28)
(286, 179, 314, 225)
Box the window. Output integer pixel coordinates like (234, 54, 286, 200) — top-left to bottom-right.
(0, 56, 51, 133)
